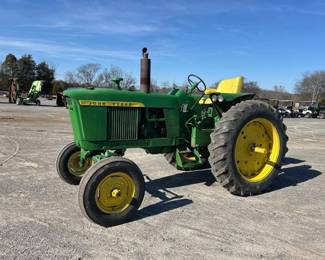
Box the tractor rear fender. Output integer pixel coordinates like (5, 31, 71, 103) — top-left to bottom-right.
(214, 93, 256, 112)
(217, 92, 255, 103)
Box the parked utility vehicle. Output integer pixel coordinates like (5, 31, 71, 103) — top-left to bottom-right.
(17, 80, 43, 105)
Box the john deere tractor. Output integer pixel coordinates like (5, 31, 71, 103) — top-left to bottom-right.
(56, 49, 288, 227)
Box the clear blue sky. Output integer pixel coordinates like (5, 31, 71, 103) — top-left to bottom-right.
(0, 0, 324, 91)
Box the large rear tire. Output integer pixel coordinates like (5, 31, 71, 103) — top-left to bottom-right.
(208, 100, 288, 196)
(78, 157, 145, 227)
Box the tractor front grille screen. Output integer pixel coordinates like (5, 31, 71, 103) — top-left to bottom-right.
(107, 107, 139, 141)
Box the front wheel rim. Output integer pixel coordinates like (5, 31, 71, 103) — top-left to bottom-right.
(234, 118, 281, 183)
(67, 151, 91, 176)
(95, 172, 136, 214)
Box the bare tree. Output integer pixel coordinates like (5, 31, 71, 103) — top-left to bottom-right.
(122, 72, 136, 89)
(150, 79, 160, 92)
(76, 63, 101, 86)
(243, 81, 261, 95)
(65, 64, 136, 89)
(65, 71, 78, 84)
(181, 80, 190, 92)
(273, 85, 286, 92)
(270, 85, 288, 100)
(96, 66, 136, 89)
(295, 71, 325, 103)
(95, 68, 112, 87)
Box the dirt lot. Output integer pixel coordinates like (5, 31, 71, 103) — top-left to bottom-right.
(0, 97, 324, 259)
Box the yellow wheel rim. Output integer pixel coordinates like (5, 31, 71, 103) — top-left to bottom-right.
(67, 151, 91, 176)
(234, 118, 280, 183)
(95, 172, 135, 214)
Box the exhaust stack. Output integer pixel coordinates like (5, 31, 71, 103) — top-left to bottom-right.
(140, 48, 151, 93)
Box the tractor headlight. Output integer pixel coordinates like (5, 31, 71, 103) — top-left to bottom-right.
(211, 94, 224, 103)
(211, 94, 218, 103)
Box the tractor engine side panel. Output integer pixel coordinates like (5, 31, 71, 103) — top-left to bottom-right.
(64, 88, 196, 151)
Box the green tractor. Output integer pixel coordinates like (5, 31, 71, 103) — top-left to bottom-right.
(56, 49, 288, 227)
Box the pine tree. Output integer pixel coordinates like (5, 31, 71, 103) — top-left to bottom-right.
(17, 55, 36, 92)
(36, 61, 55, 93)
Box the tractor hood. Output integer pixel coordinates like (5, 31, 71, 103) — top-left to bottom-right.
(64, 87, 190, 108)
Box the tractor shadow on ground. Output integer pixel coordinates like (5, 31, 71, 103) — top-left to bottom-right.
(133, 157, 321, 221)
(282, 157, 305, 165)
(133, 169, 215, 221)
(269, 157, 321, 192)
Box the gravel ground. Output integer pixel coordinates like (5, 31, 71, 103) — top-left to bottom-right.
(0, 97, 324, 260)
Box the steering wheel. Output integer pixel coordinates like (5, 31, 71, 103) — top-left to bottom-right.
(187, 74, 207, 93)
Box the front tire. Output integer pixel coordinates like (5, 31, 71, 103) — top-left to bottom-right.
(208, 100, 288, 196)
(56, 142, 91, 185)
(78, 157, 145, 227)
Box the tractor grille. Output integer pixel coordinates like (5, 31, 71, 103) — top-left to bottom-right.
(107, 107, 139, 141)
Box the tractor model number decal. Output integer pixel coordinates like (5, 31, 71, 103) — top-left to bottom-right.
(181, 104, 188, 112)
(79, 100, 145, 107)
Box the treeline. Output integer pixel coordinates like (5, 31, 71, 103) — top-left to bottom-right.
(242, 81, 295, 100)
(145, 71, 325, 104)
(295, 71, 325, 103)
(242, 71, 325, 104)
(51, 63, 137, 94)
(0, 54, 137, 94)
(64, 64, 136, 89)
(1, 53, 324, 104)
(0, 54, 54, 93)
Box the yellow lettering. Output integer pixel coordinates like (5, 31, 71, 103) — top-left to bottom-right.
(79, 100, 144, 107)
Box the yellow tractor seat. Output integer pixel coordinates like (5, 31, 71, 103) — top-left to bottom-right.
(199, 76, 244, 105)
(207, 76, 244, 94)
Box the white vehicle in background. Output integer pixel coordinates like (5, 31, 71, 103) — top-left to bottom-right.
(302, 106, 319, 118)
(302, 107, 312, 118)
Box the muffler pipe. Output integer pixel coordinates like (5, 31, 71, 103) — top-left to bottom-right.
(140, 47, 151, 93)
